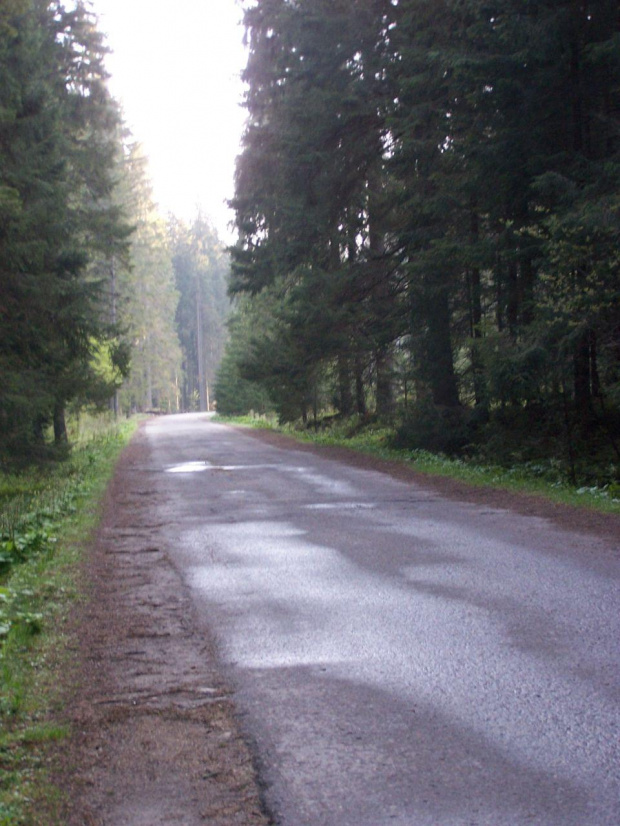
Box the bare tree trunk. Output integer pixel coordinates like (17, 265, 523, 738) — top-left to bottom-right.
(425, 285, 460, 408)
(53, 401, 68, 444)
(468, 200, 485, 408)
(506, 260, 519, 339)
(355, 355, 367, 416)
(368, 162, 394, 418)
(375, 348, 394, 418)
(338, 356, 353, 416)
(110, 257, 119, 419)
(145, 357, 153, 410)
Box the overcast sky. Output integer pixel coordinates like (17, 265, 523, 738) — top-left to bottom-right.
(91, 0, 248, 241)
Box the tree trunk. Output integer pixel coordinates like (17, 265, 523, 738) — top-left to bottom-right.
(561, 381, 578, 485)
(338, 356, 353, 416)
(495, 253, 504, 332)
(196, 279, 207, 412)
(110, 257, 119, 419)
(375, 347, 394, 418)
(519, 255, 535, 327)
(574, 326, 594, 427)
(355, 355, 367, 416)
(470, 268, 485, 408)
(506, 260, 519, 339)
(427, 288, 460, 408)
(53, 401, 68, 444)
(145, 355, 153, 410)
(590, 329, 600, 399)
(468, 201, 486, 408)
(367, 152, 395, 418)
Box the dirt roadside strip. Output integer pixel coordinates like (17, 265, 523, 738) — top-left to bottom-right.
(55, 428, 271, 826)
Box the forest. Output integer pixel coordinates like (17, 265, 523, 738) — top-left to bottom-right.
(217, 0, 620, 485)
(2, 0, 619, 487)
(0, 0, 229, 465)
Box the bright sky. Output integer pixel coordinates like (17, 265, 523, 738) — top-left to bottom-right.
(90, 0, 248, 242)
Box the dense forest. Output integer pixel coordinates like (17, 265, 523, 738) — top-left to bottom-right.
(2, 0, 618, 483)
(218, 0, 620, 483)
(0, 1, 229, 464)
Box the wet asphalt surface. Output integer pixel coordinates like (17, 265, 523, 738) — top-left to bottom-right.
(143, 414, 619, 826)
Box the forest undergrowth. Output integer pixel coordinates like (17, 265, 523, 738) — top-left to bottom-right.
(0, 415, 136, 825)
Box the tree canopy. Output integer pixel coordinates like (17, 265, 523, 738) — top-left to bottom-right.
(220, 0, 620, 482)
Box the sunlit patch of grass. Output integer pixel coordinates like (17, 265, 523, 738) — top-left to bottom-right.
(214, 412, 277, 430)
(0, 415, 138, 824)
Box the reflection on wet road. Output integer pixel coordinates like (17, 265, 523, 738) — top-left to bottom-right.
(146, 414, 620, 826)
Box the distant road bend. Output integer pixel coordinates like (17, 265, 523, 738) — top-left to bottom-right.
(143, 413, 618, 826)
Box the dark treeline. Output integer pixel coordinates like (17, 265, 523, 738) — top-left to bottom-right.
(219, 0, 620, 483)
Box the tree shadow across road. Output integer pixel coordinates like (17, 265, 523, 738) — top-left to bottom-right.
(240, 664, 595, 826)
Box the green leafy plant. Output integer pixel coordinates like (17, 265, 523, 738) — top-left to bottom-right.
(0, 587, 43, 647)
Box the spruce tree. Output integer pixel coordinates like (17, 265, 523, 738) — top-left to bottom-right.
(0, 0, 131, 460)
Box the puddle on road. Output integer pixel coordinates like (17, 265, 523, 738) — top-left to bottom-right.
(165, 462, 279, 475)
(165, 461, 210, 474)
(305, 502, 377, 511)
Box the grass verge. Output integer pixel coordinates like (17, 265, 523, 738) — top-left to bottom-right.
(215, 414, 620, 515)
(0, 415, 137, 825)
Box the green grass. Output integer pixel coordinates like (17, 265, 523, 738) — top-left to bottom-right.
(216, 414, 620, 514)
(215, 413, 277, 430)
(0, 414, 137, 825)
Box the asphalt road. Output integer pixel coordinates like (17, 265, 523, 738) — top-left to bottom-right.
(144, 413, 619, 826)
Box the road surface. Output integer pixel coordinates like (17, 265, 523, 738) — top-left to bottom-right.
(142, 413, 619, 825)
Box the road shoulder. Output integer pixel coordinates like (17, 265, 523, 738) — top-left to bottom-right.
(54, 427, 270, 825)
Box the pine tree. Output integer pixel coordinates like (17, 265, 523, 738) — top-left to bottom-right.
(0, 0, 129, 460)
(227, 0, 620, 475)
(230, 0, 403, 418)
